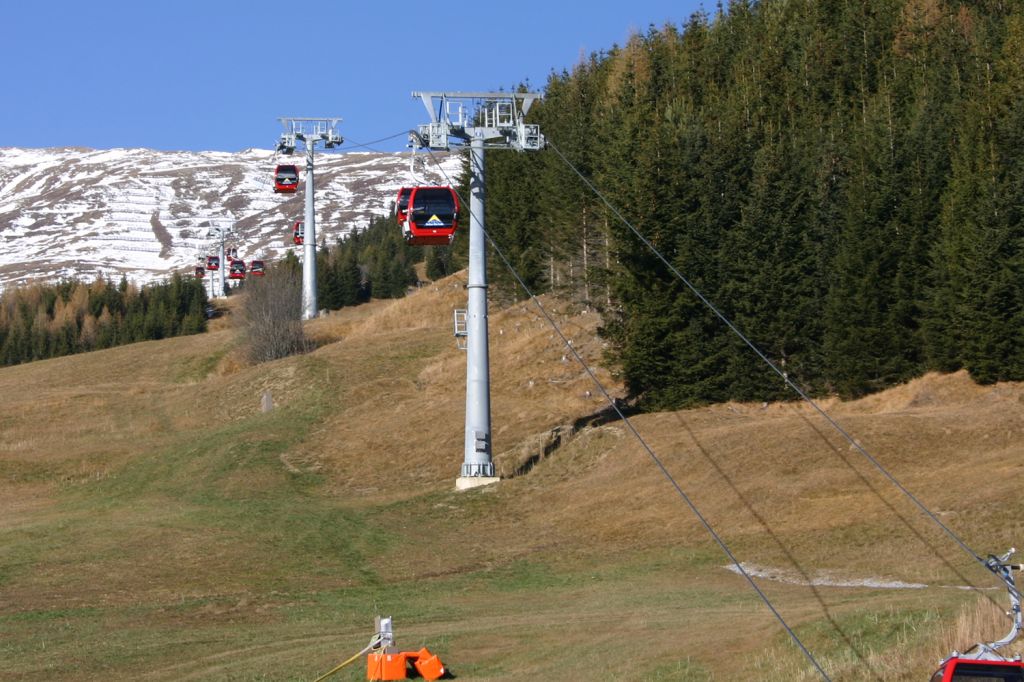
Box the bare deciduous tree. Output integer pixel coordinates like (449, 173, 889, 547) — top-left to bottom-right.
(242, 270, 310, 363)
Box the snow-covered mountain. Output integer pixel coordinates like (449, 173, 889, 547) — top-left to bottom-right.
(0, 146, 462, 286)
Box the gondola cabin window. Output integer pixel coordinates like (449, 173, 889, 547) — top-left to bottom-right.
(396, 187, 412, 229)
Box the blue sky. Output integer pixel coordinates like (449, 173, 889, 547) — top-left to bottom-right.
(3, 1, 707, 153)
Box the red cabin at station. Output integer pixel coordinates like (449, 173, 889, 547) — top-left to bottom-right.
(274, 165, 299, 193)
(404, 186, 459, 247)
(250, 260, 265, 276)
(206, 255, 220, 271)
(292, 221, 304, 245)
(228, 259, 246, 280)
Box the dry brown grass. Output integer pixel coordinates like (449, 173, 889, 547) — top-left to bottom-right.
(752, 596, 1023, 681)
(934, 595, 1022, 662)
(1, 271, 1023, 680)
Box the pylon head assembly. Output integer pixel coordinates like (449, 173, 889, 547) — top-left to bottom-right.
(410, 91, 544, 151)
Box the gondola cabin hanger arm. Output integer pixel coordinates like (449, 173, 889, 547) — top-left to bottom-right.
(931, 549, 1024, 681)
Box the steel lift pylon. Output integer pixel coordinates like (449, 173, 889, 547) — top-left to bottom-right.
(410, 91, 544, 490)
(276, 118, 343, 320)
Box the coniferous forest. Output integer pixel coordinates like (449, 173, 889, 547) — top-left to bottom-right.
(477, 0, 1024, 407)
(315, 213, 417, 306)
(0, 275, 207, 366)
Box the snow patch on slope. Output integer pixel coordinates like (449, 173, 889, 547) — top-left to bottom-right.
(725, 563, 928, 589)
(0, 146, 462, 287)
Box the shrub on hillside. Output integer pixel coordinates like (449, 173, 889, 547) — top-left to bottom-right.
(241, 270, 310, 363)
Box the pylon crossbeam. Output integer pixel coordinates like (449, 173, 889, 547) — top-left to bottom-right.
(410, 91, 544, 152)
(277, 118, 343, 153)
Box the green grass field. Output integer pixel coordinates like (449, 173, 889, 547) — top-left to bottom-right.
(1, 278, 1021, 680)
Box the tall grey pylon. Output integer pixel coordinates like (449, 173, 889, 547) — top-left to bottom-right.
(411, 91, 544, 490)
(206, 222, 233, 298)
(276, 118, 343, 320)
(218, 236, 226, 298)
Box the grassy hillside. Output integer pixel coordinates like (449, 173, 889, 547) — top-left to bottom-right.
(1, 272, 1022, 680)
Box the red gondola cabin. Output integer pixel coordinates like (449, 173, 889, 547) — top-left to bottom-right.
(930, 658, 1024, 681)
(228, 259, 246, 280)
(206, 255, 220, 271)
(250, 260, 265, 276)
(395, 187, 412, 228)
(274, 165, 299, 193)
(293, 221, 304, 245)
(194, 266, 205, 278)
(405, 186, 458, 246)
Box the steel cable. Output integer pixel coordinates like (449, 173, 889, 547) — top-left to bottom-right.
(338, 130, 411, 151)
(545, 138, 988, 571)
(419, 145, 833, 682)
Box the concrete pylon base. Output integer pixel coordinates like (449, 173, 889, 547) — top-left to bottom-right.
(455, 476, 500, 491)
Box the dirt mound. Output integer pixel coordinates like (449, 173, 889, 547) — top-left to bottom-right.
(841, 370, 1014, 413)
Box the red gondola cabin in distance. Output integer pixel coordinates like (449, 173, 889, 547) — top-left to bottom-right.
(274, 165, 299, 193)
(405, 186, 458, 247)
(395, 187, 412, 227)
(228, 260, 246, 280)
(194, 266, 205, 278)
(250, 260, 265, 276)
(292, 221, 304, 245)
(206, 255, 220, 271)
